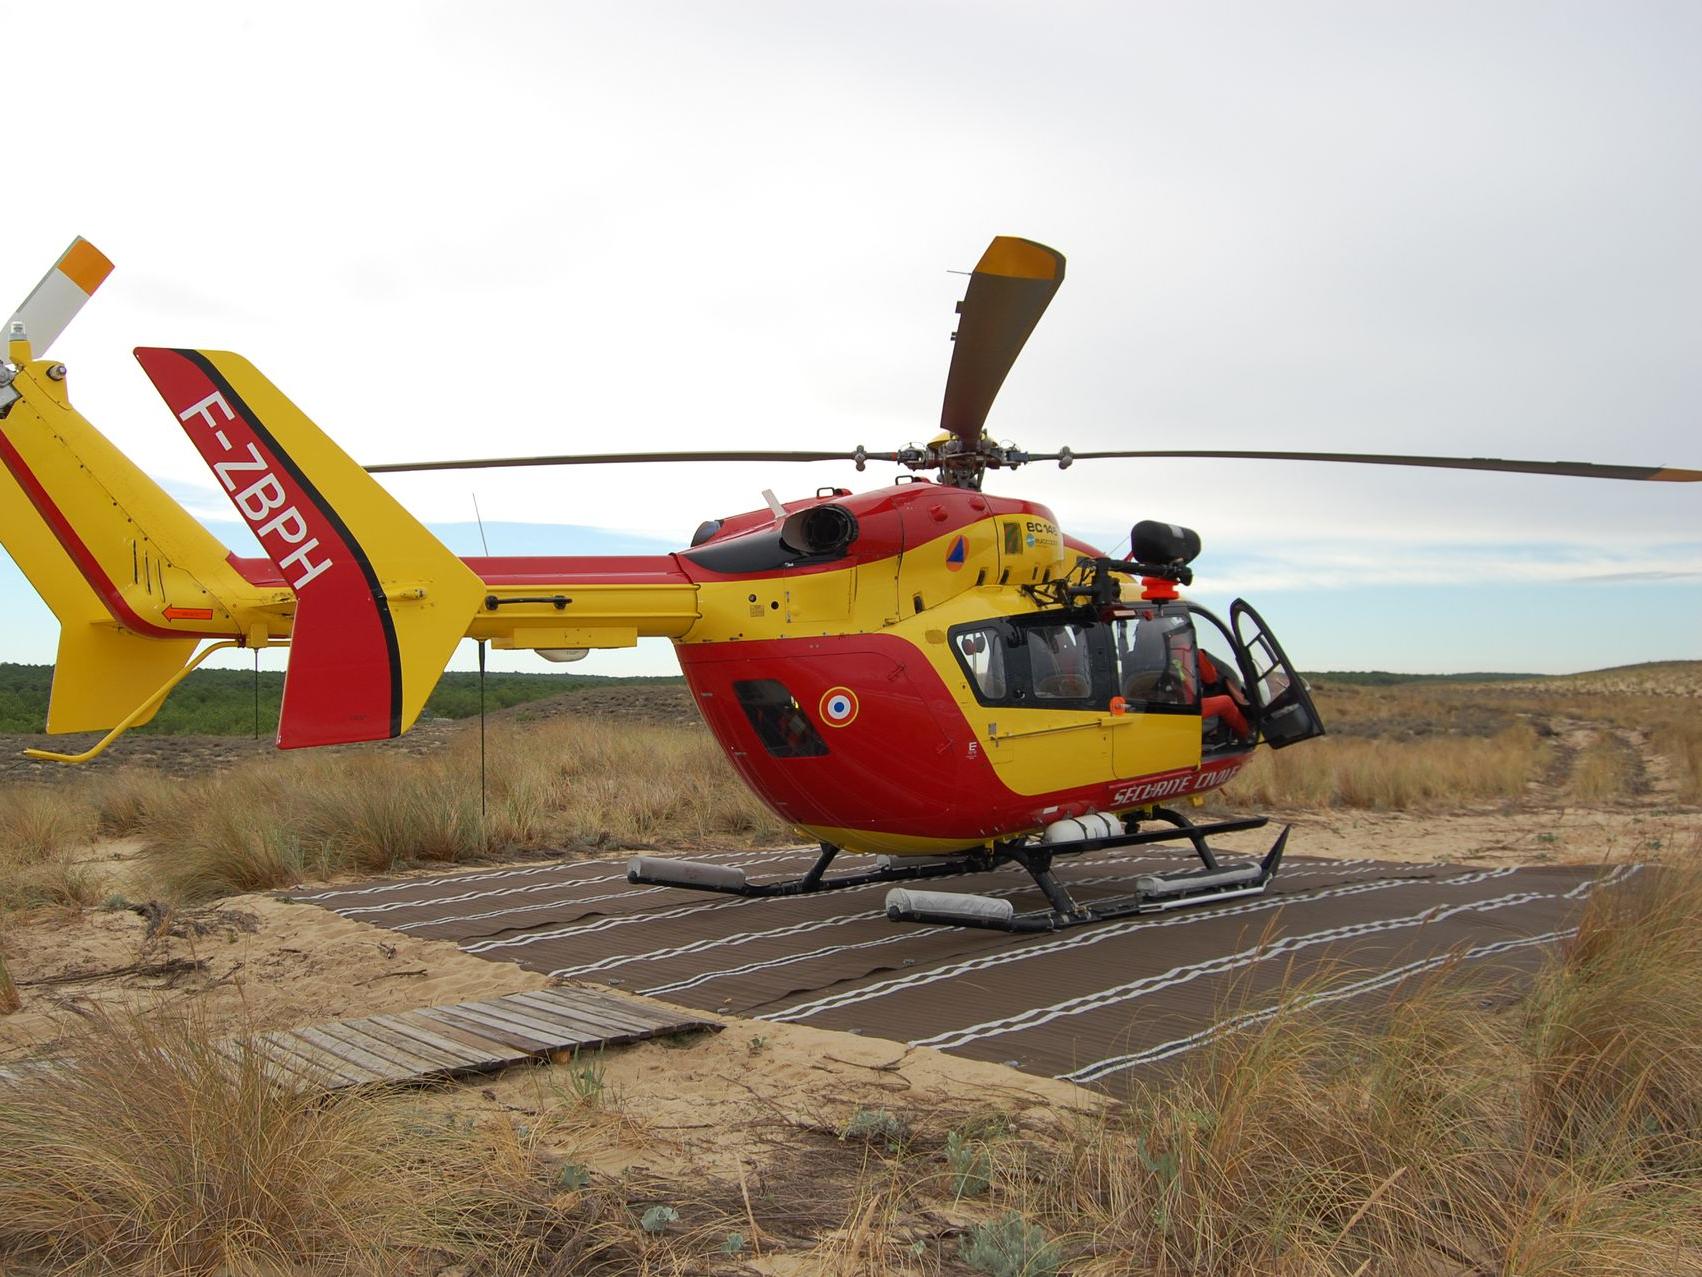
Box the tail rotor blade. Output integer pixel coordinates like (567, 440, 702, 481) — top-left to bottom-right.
(7, 237, 114, 357)
(939, 237, 1065, 445)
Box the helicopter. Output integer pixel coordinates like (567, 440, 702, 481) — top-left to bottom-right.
(1, 235, 1695, 933)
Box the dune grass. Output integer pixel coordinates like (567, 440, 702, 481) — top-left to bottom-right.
(136, 716, 790, 902)
(1218, 722, 1545, 811)
(0, 1009, 607, 1274)
(0, 784, 100, 913)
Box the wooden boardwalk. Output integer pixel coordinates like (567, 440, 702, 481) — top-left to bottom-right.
(0, 985, 718, 1092)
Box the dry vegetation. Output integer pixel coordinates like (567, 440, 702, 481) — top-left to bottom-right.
(1216, 664, 1702, 811)
(0, 717, 789, 907)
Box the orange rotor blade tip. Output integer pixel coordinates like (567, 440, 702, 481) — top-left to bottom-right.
(58, 237, 115, 297)
(975, 236, 1065, 282)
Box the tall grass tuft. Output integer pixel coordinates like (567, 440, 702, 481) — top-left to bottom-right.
(0, 1009, 574, 1274)
(1567, 732, 1636, 804)
(0, 784, 99, 912)
(1525, 864, 1702, 1174)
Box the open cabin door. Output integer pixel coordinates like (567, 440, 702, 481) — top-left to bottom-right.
(1229, 600, 1325, 749)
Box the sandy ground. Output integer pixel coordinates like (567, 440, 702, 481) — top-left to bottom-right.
(0, 863, 1099, 1135)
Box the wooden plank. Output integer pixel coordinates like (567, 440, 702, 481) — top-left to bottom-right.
(422, 1006, 558, 1053)
(524, 992, 706, 1039)
(426, 1005, 566, 1053)
(556, 985, 705, 1027)
(486, 994, 641, 1041)
(209, 1036, 313, 1090)
(257, 1030, 377, 1088)
(533, 986, 702, 1032)
(454, 999, 606, 1045)
(292, 1025, 418, 1083)
(510, 988, 674, 1035)
(260, 1032, 374, 1089)
(525, 985, 672, 1025)
(363, 1013, 511, 1068)
(313, 1021, 449, 1076)
(408, 1008, 539, 1057)
(346, 1016, 481, 1072)
(0, 1059, 69, 1086)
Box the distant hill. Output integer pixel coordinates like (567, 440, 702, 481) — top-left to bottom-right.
(1301, 670, 1544, 687)
(1305, 661, 1701, 691)
(0, 663, 685, 736)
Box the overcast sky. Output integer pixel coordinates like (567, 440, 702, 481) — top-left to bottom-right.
(3, 0, 1697, 678)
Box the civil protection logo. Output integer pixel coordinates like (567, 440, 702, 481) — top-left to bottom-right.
(945, 534, 967, 571)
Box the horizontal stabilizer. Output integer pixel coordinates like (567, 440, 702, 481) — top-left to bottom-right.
(135, 348, 485, 747)
(51, 623, 196, 734)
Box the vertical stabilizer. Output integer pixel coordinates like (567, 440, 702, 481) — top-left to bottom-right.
(135, 348, 485, 747)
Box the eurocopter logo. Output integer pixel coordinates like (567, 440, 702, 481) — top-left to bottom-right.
(945, 534, 967, 571)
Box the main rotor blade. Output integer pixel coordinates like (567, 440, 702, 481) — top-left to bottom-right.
(939, 237, 1065, 447)
(1056, 449, 1702, 482)
(364, 450, 894, 474)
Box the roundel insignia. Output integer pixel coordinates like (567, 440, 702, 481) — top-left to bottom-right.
(819, 686, 859, 727)
(945, 534, 967, 571)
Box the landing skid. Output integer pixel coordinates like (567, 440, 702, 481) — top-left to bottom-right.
(627, 808, 1289, 933)
(627, 843, 993, 898)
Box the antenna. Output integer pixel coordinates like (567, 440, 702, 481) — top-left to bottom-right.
(472, 492, 490, 555)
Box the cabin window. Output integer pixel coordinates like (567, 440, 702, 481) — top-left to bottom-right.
(953, 625, 1013, 700)
(1028, 622, 1097, 700)
(949, 618, 1111, 710)
(732, 679, 830, 758)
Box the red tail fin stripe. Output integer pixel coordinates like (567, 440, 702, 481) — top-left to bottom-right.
(135, 348, 402, 746)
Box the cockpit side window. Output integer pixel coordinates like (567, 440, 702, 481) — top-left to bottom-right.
(1112, 607, 1199, 712)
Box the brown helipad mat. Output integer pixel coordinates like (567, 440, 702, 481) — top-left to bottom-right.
(288, 847, 1633, 1089)
(0, 986, 717, 1093)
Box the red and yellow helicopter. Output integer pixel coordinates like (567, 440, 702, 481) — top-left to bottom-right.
(2, 236, 1696, 932)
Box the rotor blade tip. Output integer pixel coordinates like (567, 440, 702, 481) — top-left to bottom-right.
(59, 237, 115, 296)
(976, 236, 1065, 281)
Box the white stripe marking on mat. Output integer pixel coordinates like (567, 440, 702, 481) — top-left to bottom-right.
(542, 861, 1181, 978)
(1057, 867, 1650, 1085)
(758, 867, 1515, 1023)
(1060, 928, 1577, 1083)
(910, 887, 1557, 1051)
